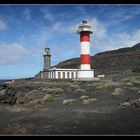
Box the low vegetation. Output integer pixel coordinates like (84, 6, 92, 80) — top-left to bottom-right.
(125, 79, 140, 87)
(75, 88, 86, 94)
(120, 98, 140, 108)
(83, 98, 97, 104)
(95, 82, 111, 90)
(63, 99, 77, 105)
(111, 88, 124, 96)
(42, 88, 64, 96)
(43, 94, 54, 102)
(80, 95, 90, 100)
(128, 87, 139, 91)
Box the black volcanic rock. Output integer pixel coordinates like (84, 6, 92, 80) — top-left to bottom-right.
(54, 43, 140, 76)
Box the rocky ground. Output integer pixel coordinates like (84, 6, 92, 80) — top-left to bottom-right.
(0, 73, 140, 135)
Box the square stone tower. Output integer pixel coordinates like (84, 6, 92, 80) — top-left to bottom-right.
(43, 48, 51, 79)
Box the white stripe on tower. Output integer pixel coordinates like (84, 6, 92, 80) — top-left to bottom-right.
(80, 31, 91, 70)
(81, 42, 90, 54)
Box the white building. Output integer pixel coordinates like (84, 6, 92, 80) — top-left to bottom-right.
(48, 68, 78, 79)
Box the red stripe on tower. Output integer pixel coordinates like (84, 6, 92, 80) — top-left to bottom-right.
(80, 32, 90, 42)
(80, 54, 90, 64)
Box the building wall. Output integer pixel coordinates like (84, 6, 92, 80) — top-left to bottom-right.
(43, 71, 50, 79)
(44, 55, 51, 71)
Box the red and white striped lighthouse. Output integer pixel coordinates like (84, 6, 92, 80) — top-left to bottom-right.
(77, 20, 94, 79)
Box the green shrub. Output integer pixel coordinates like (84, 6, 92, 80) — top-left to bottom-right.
(42, 88, 64, 95)
(120, 102, 131, 107)
(54, 88, 64, 95)
(126, 82, 134, 86)
(129, 87, 139, 91)
(126, 80, 140, 86)
(42, 88, 53, 93)
(83, 98, 97, 104)
(63, 99, 77, 105)
(111, 88, 124, 96)
(43, 94, 54, 102)
(132, 80, 140, 85)
(75, 88, 86, 94)
(121, 78, 131, 83)
(120, 98, 140, 108)
(80, 95, 90, 100)
(95, 82, 110, 90)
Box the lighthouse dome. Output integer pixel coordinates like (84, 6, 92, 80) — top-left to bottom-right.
(77, 20, 93, 34)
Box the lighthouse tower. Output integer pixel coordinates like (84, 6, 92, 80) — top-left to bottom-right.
(43, 48, 51, 79)
(77, 20, 94, 79)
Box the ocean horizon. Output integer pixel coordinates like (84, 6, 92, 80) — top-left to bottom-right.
(0, 79, 12, 84)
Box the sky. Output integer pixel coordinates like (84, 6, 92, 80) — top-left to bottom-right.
(0, 4, 140, 79)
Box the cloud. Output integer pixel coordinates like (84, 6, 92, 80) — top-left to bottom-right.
(0, 41, 45, 65)
(104, 5, 140, 26)
(51, 21, 76, 34)
(92, 28, 140, 55)
(0, 43, 28, 64)
(40, 8, 54, 22)
(0, 19, 7, 31)
(89, 18, 107, 40)
(23, 8, 31, 21)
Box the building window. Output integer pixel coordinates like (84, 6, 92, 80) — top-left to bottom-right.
(75, 72, 77, 78)
(71, 72, 74, 79)
(58, 72, 61, 79)
(67, 72, 70, 79)
(50, 72, 52, 79)
(63, 72, 65, 79)
(51, 72, 53, 79)
(52, 72, 53, 79)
